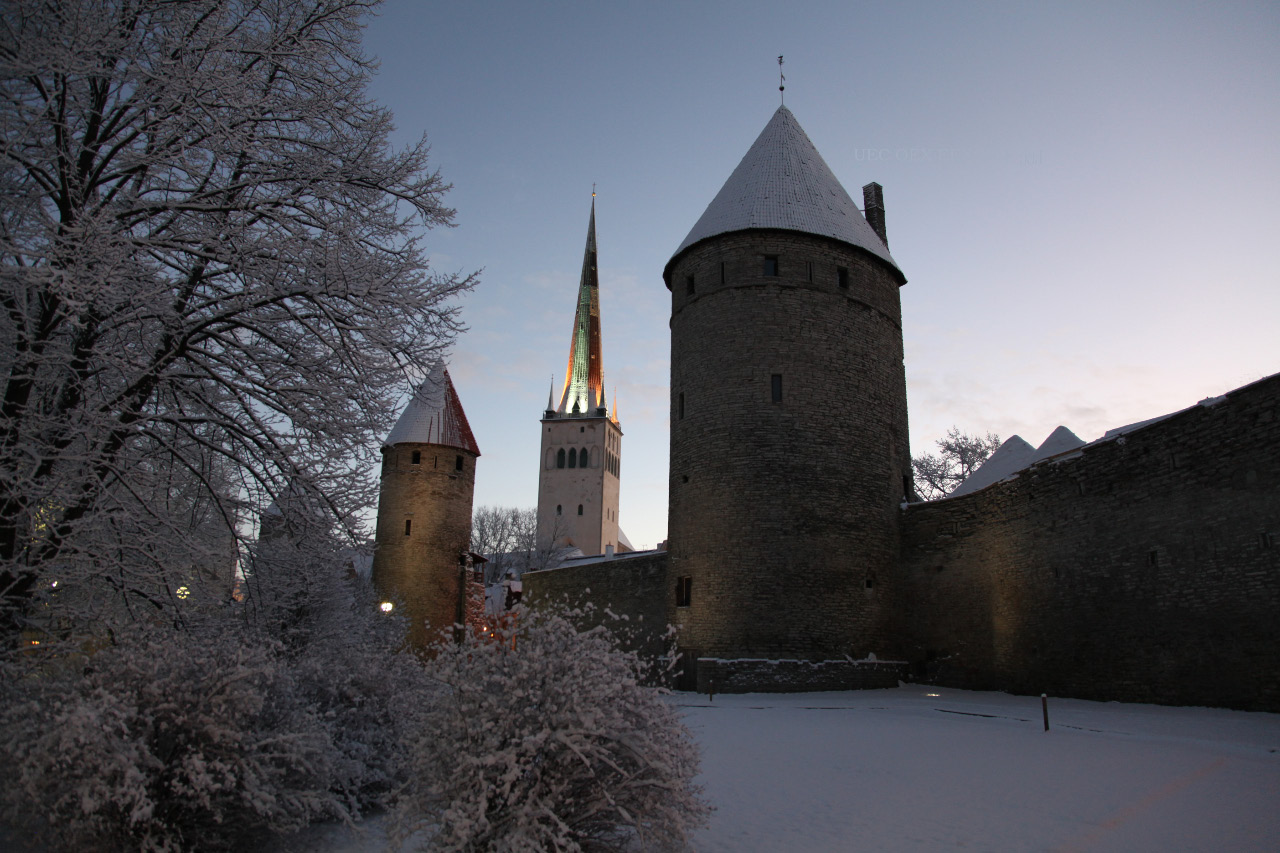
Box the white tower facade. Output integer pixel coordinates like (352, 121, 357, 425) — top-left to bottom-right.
(536, 199, 623, 556)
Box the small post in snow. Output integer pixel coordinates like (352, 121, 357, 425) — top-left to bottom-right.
(1041, 693, 1050, 731)
(709, 679, 715, 703)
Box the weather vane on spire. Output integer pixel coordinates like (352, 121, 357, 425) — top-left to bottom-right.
(778, 55, 785, 104)
(592, 182, 596, 199)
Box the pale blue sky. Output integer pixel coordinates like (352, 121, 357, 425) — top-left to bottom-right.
(362, 0, 1280, 550)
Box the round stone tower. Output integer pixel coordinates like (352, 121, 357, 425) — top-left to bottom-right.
(664, 106, 912, 688)
(372, 363, 480, 652)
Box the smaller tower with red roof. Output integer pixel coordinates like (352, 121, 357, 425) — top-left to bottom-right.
(372, 362, 481, 652)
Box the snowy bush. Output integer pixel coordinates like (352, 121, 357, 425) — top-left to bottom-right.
(0, 561, 432, 851)
(396, 605, 711, 852)
(0, 629, 333, 851)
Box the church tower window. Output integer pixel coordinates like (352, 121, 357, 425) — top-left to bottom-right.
(569, 448, 578, 468)
(557, 448, 566, 468)
(771, 373, 783, 403)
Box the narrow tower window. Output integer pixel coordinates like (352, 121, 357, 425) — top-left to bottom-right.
(806, 260, 813, 281)
(771, 373, 783, 403)
(686, 275, 695, 295)
(837, 267, 849, 289)
(577, 504, 584, 516)
(557, 448, 566, 468)
(676, 576, 692, 607)
(720, 261, 726, 284)
(404, 519, 411, 536)
(763, 255, 779, 277)
(455, 455, 463, 471)
(568, 448, 577, 468)
(557, 504, 562, 515)
(411, 450, 421, 465)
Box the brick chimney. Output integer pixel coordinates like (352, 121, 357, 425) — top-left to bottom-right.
(862, 182, 887, 249)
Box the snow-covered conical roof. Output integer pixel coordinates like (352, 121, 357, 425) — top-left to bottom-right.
(384, 362, 480, 454)
(949, 435, 1036, 498)
(1032, 426, 1084, 462)
(666, 106, 899, 277)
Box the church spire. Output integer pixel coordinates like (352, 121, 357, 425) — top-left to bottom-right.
(558, 195, 605, 416)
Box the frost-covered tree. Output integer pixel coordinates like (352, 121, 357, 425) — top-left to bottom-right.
(0, 0, 475, 642)
(911, 427, 1002, 501)
(0, 549, 432, 851)
(472, 505, 573, 582)
(396, 605, 711, 852)
(470, 505, 535, 583)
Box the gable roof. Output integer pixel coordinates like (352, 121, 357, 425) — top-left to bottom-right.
(384, 362, 480, 454)
(666, 106, 899, 278)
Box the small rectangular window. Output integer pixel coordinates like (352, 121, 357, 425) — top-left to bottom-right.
(837, 267, 849, 288)
(455, 455, 463, 471)
(676, 576, 692, 607)
(720, 261, 726, 284)
(411, 450, 421, 465)
(686, 275, 695, 295)
(404, 519, 412, 536)
(806, 261, 814, 282)
(763, 255, 779, 277)
(771, 373, 782, 403)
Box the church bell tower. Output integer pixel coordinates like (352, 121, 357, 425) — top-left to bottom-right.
(535, 197, 623, 556)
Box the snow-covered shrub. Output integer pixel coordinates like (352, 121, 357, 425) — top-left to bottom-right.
(0, 629, 334, 852)
(396, 605, 711, 852)
(289, 585, 434, 816)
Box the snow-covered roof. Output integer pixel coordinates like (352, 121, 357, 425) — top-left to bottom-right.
(667, 106, 899, 275)
(949, 435, 1037, 498)
(1032, 425, 1085, 461)
(384, 362, 480, 454)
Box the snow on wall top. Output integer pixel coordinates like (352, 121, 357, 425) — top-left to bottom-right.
(384, 362, 480, 454)
(668, 106, 898, 272)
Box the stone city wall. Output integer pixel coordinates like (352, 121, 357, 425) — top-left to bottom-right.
(901, 373, 1280, 711)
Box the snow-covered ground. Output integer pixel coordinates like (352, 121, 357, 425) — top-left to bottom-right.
(682, 685, 1280, 851)
(16, 685, 1273, 852)
(269, 685, 1280, 851)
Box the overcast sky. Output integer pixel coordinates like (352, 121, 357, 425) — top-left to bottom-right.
(361, 0, 1279, 551)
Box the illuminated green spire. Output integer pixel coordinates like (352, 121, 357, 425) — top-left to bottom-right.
(558, 196, 604, 416)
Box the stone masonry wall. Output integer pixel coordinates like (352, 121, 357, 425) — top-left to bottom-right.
(372, 443, 477, 652)
(901, 373, 1280, 711)
(666, 230, 912, 682)
(523, 551, 671, 671)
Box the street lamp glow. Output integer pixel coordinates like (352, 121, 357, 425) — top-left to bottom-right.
(380, 601, 394, 613)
